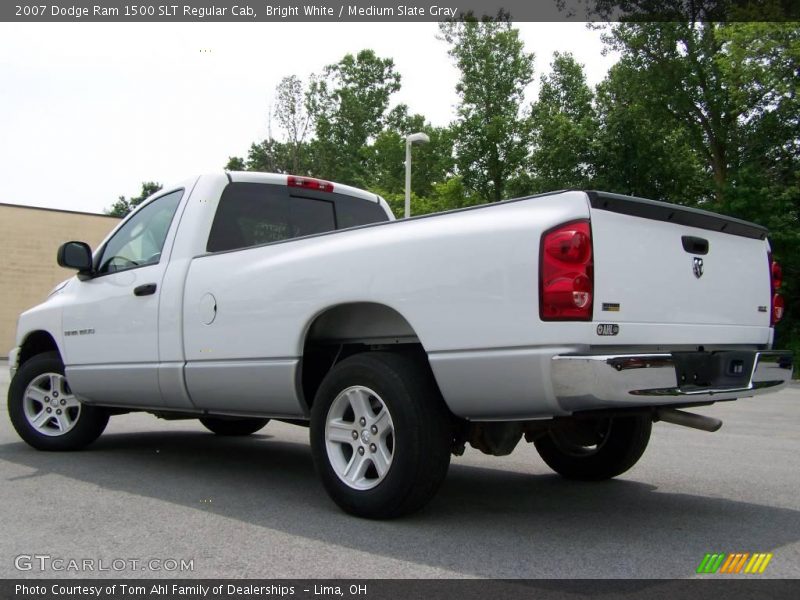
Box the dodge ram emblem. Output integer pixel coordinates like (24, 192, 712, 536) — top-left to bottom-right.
(693, 257, 704, 279)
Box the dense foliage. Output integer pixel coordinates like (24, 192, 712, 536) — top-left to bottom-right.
(110, 16, 798, 356)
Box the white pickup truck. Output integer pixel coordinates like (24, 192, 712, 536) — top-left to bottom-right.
(7, 172, 793, 518)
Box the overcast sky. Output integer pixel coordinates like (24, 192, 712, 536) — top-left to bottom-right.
(0, 22, 617, 214)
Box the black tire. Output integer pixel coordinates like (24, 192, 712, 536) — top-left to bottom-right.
(8, 352, 109, 451)
(310, 352, 452, 519)
(199, 417, 269, 436)
(534, 416, 652, 481)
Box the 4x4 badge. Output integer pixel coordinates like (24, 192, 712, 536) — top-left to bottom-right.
(693, 257, 704, 279)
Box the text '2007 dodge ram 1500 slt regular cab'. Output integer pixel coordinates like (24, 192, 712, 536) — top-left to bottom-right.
(7, 171, 794, 518)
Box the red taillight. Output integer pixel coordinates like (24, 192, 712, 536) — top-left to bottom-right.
(287, 175, 334, 193)
(773, 294, 785, 323)
(544, 229, 591, 263)
(771, 261, 782, 289)
(769, 254, 784, 325)
(540, 220, 594, 321)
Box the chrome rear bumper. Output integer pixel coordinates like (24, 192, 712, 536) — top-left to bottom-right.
(551, 350, 793, 412)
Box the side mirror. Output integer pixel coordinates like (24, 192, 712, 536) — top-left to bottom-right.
(57, 241, 93, 277)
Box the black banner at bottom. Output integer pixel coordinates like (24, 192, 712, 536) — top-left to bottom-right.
(4, 579, 800, 600)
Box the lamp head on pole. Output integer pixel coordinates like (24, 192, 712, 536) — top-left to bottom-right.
(404, 132, 430, 219)
(406, 132, 430, 146)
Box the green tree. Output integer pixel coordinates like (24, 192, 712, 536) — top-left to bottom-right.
(529, 52, 598, 192)
(368, 106, 456, 201)
(225, 156, 246, 171)
(226, 76, 314, 175)
(592, 59, 709, 204)
(439, 16, 534, 202)
(105, 181, 162, 217)
(307, 49, 402, 186)
(427, 176, 479, 212)
(601, 19, 799, 207)
(228, 139, 297, 174)
(377, 175, 475, 218)
(273, 75, 312, 174)
(716, 22, 800, 356)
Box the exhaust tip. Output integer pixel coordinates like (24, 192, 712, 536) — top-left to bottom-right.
(655, 408, 723, 432)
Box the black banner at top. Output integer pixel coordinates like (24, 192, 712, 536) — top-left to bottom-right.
(3, 0, 800, 22)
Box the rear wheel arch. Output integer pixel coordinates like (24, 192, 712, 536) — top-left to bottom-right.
(300, 302, 418, 346)
(298, 302, 441, 411)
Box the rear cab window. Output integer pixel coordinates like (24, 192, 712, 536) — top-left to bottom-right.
(206, 182, 389, 253)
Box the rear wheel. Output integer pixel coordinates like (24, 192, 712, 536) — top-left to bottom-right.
(8, 352, 109, 451)
(199, 417, 269, 436)
(310, 352, 452, 519)
(534, 416, 651, 481)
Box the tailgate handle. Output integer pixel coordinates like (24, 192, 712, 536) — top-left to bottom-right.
(682, 236, 709, 255)
(134, 283, 157, 296)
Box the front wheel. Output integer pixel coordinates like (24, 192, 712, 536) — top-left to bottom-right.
(8, 352, 109, 451)
(534, 416, 651, 481)
(310, 352, 452, 519)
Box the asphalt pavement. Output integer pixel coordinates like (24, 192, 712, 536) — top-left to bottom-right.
(0, 363, 798, 579)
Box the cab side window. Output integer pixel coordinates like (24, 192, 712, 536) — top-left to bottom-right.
(97, 190, 183, 274)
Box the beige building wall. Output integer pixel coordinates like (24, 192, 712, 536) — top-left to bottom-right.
(0, 203, 120, 356)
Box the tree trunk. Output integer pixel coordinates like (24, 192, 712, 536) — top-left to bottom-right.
(710, 139, 727, 206)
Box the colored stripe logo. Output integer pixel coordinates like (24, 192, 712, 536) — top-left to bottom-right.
(696, 552, 773, 574)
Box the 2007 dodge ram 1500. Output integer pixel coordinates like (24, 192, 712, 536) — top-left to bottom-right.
(7, 171, 794, 518)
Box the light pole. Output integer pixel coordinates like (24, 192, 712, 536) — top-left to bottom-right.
(404, 132, 430, 218)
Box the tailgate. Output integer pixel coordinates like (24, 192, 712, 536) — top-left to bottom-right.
(588, 192, 772, 328)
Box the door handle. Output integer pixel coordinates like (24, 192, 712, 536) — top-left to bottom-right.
(133, 283, 157, 296)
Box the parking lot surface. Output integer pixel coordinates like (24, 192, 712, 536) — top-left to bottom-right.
(1, 363, 798, 578)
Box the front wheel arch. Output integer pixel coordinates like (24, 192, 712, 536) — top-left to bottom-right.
(17, 330, 61, 369)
